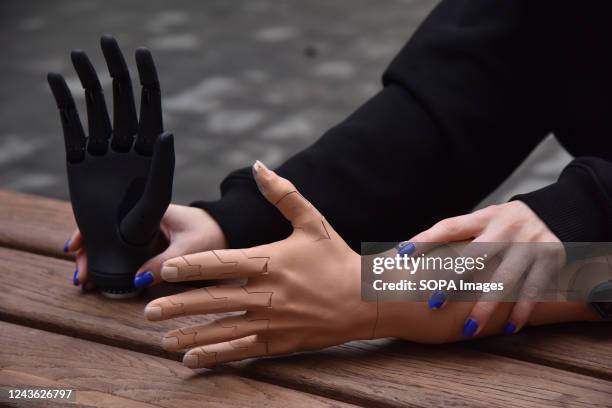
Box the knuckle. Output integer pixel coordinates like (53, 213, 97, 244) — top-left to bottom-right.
(478, 205, 499, 218)
(504, 219, 524, 234)
(437, 218, 461, 236)
(474, 301, 497, 315)
(520, 286, 540, 301)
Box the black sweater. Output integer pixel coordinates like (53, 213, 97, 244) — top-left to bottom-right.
(193, 0, 612, 251)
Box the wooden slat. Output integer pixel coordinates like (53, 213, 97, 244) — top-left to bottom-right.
(0, 321, 354, 408)
(1, 247, 611, 408)
(470, 323, 612, 381)
(236, 340, 612, 408)
(0, 190, 75, 259)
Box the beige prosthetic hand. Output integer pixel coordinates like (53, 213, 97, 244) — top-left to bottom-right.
(145, 160, 378, 368)
(145, 161, 598, 369)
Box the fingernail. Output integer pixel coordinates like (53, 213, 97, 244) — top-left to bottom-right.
(428, 290, 446, 309)
(72, 269, 79, 286)
(183, 354, 199, 369)
(463, 318, 478, 337)
(63, 239, 71, 253)
(134, 271, 154, 288)
(144, 304, 163, 320)
(253, 160, 270, 175)
(162, 336, 180, 351)
(161, 266, 178, 280)
(503, 322, 516, 336)
(397, 241, 416, 256)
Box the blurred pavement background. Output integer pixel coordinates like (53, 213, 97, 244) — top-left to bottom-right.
(0, 0, 572, 209)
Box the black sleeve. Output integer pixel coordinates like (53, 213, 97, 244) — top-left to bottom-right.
(193, 0, 552, 250)
(512, 157, 612, 242)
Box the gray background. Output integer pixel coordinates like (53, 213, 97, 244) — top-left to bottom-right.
(0, 0, 571, 207)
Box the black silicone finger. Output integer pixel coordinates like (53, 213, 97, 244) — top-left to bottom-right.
(134, 47, 163, 156)
(71, 49, 112, 155)
(100, 35, 138, 152)
(120, 132, 174, 245)
(47, 72, 86, 163)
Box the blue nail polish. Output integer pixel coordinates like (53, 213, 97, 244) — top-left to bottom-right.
(134, 271, 154, 288)
(463, 319, 478, 337)
(72, 269, 79, 286)
(63, 239, 71, 253)
(503, 322, 516, 336)
(398, 242, 416, 256)
(428, 291, 446, 309)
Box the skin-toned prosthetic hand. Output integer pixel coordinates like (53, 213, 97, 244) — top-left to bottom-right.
(48, 36, 175, 297)
(404, 202, 564, 337)
(144, 162, 598, 369)
(145, 160, 378, 368)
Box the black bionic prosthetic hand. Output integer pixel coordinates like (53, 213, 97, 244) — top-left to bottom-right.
(47, 36, 174, 297)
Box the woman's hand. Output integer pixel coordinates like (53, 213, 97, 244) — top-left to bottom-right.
(144, 161, 377, 369)
(406, 201, 565, 337)
(64, 204, 227, 289)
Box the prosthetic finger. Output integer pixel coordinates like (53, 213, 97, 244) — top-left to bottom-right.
(252, 161, 331, 242)
(182, 335, 268, 369)
(161, 248, 271, 282)
(71, 50, 112, 155)
(100, 35, 138, 152)
(134, 47, 162, 156)
(120, 132, 174, 245)
(162, 314, 270, 351)
(144, 286, 273, 321)
(47, 73, 86, 163)
(252, 161, 322, 224)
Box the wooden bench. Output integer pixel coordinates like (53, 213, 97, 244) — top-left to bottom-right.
(0, 189, 611, 407)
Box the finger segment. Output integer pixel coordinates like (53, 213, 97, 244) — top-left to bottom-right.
(162, 249, 270, 282)
(183, 335, 268, 368)
(100, 35, 138, 152)
(252, 161, 322, 227)
(75, 249, 88, 285)
(409, 214, 484, 244)
(144, 286, 273, 321)
(466, 248, 533, 335)
(119, 132, 174, 245)
(134, 47, 162, 156)
(47, 73, 86, 162)
(508, 259, 555, 331)
(71, 50, 112, 155)
(162, 315, 270, 351)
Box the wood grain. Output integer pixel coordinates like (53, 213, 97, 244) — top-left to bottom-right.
(1, 246, 611, 408)
(0, 321, 354, 408)
(470, 322, 612, 381)
(237, 339, 612, 408)
(0, 190, 75, 259)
